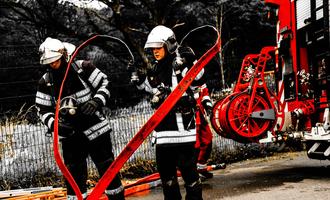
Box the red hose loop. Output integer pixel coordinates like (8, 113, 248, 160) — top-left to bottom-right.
(54, 34, 135, 200)
(54, 35, 100, 200)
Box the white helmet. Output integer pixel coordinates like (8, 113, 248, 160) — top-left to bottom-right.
(39, 37, 76, 65)
(144, 25, 178, 54)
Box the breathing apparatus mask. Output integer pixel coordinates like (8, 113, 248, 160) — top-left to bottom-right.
(59, 96, 77, 117)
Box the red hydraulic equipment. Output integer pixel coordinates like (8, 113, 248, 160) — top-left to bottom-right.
(211, 0, 330, 158)
(212, 47, 284, 143)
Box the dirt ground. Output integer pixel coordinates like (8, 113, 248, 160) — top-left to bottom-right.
(127, 151, 330, 200)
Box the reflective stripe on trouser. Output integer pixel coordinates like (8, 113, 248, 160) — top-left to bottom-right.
(95, 157, 124, 198)
(67, 192, 88, 200)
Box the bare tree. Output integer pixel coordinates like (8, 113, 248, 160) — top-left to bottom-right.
(0, 0, 275, 107)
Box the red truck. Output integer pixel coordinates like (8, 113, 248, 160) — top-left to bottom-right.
(211, 0, 330, 160)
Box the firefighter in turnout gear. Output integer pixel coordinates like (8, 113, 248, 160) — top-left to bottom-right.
(132, 25, 204, 200)
(195, 85, 214, 180)
(35, 37, 124, 200)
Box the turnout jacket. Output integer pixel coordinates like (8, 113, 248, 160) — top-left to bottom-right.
(137, 46, 206, 146)
(35, 60, 111, 140)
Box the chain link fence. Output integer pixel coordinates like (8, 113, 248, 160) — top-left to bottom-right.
(0, 45, 255, 189)
(0, 100, 241, 183)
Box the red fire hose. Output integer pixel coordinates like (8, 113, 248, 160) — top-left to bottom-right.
(54, 26, 221, 200)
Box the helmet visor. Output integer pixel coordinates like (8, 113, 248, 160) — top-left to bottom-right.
(40, 50, 62, 65)
(144, 42, 164, 49)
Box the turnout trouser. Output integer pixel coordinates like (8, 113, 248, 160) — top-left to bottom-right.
(61, 131, 124, 199)
(156, 143, 203, 200)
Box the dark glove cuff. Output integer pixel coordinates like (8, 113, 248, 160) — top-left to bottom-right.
(92, 97, 103, 107)
(202, 100, 213, 110)
(131, 72, 145, 85)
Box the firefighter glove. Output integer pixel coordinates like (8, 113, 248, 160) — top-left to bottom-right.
(130, 71, 140, 85)
(172, 56, 185, 72)
(157, 83, 171, 94)
(150, 83, 171, 108)
(81, 98, 101, 116)
(202, 100, 213, 116)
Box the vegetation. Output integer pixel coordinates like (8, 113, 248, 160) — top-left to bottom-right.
(0, 0, 276, 110)
(0, 0, 279, 189)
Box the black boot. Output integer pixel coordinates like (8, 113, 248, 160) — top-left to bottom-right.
(185, 179, 203, 200)
(106, 190, 125, 200)
(162, 179, 182, 200)
(199, 171, 213, 180)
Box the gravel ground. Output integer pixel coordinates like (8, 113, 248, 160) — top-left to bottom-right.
(127, 151, 330, 200)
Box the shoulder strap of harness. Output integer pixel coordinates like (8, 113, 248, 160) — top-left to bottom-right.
(72, 61, 96, 94)
(43, 70, 57, 107)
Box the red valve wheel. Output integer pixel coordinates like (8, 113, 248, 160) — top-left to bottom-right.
(226, 92, 274, 140)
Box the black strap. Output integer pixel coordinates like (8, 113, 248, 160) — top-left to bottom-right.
(72, 61, 96, 96)
(44, 69, 57, 107)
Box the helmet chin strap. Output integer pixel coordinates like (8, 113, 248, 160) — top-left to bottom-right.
(174, 48, 183, 65)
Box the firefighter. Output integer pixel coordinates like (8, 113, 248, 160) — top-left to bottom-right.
(35, 37, 124, 200)
(132, 25, 204, 200)
(195, 85, 214, 180)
